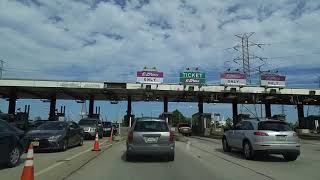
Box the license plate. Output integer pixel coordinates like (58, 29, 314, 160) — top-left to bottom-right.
(144, 137, 158, 143)
(31, 141, 39, 146)
(276, 136, 286, 141)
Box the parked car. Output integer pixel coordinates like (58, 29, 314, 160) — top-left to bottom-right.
(222, 118, 300, 161)
(25, 121, 84, 151)
(0, 119, 28, 167)
(102, 122, 112, 137)
(126, 118, 175, 161)
(29, 120, 49, 129)
(78, 118, 103, 139)
(177, 123, 192, 136)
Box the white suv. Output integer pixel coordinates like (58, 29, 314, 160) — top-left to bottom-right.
(222, 118, 300, 161)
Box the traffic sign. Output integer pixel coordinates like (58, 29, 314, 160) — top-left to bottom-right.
(180, 72, 205, 85)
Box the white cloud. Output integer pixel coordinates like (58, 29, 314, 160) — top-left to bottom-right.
(0, 0, 319, 86)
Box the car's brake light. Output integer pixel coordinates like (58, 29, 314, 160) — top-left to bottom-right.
(128, 132, 133, 143)
(169, 131, 174, 142)
(254, 132, 269, 136)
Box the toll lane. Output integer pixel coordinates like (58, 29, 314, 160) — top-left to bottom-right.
(187, 136, 320, 180)
(0, 138, 110, 180)
(67, 141, 271, 180)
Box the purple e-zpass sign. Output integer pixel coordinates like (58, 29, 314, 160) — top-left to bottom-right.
(137, 71, 164, 84)
(260, 74, 286, 87)
(220, 72, 247, 86)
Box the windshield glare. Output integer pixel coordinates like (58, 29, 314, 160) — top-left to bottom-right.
(37, 122, 66, 130)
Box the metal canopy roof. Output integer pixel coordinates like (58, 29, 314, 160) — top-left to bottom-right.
(0, 78, 319, 105)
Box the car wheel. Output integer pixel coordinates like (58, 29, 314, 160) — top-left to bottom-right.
(61, 140, 68, 151)
(283, 153, 298, 161)
(78, 137, 84, 146)
(168, 153, 175, 161)
(8, 146, 21, 168)
(222, 137, 231, 152)
(126, 152, 132, 161)
(243, 141, 255, 160)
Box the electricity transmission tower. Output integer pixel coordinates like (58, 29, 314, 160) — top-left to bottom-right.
(0, 60, 5, 79)
(231, 32, 269, 84)
(316, 75, 320, 115)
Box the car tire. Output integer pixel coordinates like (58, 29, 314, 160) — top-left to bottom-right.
(243, 141, 255, 160)
(78, 137, 84, 146)
(126, 152, 132, 162)
(222, 137, 231, 152)
(168, 153, 175, 161)
(61, 140, 68, 151)
(283, 153, 298, 161)
(99, 132, 103, 139)
(7, 146, 21, 168)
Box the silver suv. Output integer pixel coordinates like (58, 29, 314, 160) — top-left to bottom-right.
(222, 118, 300, 161)
(126, 118, 175, 161)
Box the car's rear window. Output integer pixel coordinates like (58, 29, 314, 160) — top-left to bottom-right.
(258, 121, 291, 131)
(102, 122, 112, 127)
(178, 123, 190, 128)
(134, 121, 169, 132)
(78, 120, 97, 126)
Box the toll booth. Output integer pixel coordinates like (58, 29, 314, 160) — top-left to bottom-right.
(192, 112, 212, 134)
(235, 114, 250, 124)
(9, 105, 30, 131)
(124, 114, 135, 127)
(51, 106, 66, 121)
(301, 115, 320, 132)
(272, 114, 286, 121)
(159, 112, 173, 125)
(0, 112, 14, 122)
(87, 106, 101, 119)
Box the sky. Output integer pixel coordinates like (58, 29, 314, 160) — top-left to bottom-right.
(0, 0, 319, 122)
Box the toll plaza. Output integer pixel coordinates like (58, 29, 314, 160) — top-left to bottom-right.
(0, 78, 319, 132)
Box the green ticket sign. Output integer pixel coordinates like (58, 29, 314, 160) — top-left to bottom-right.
(180, 72, 205, 85)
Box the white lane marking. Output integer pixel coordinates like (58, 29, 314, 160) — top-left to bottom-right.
(35, 140, 116, 177)
(186, 141, 191, 151)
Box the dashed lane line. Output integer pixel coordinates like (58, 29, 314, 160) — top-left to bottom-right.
(34, 140, 115, 177)
(184, 138, 276, 180)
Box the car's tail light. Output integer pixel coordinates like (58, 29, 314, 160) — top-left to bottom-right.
(254, 132, 269, 136)
(128, 132, 133, 143)
(169, 131, 174, 142)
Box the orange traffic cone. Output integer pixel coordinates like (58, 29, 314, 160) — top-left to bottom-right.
(109, 127, 113, 144)
(92, 132, 101, 151)
(21, 144, 34, 180)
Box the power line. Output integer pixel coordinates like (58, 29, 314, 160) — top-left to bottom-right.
(229, 32, 268, 84)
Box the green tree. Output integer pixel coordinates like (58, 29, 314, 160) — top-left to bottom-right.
(225, 117, 233, 129)
(172, 109, 187, 126)
(288, 121, 299, 130)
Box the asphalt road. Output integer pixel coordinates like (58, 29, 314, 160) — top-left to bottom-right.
(1, 136, 320, 180)
(0, 137, 111, 180)
(67, 137, 320, 180)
